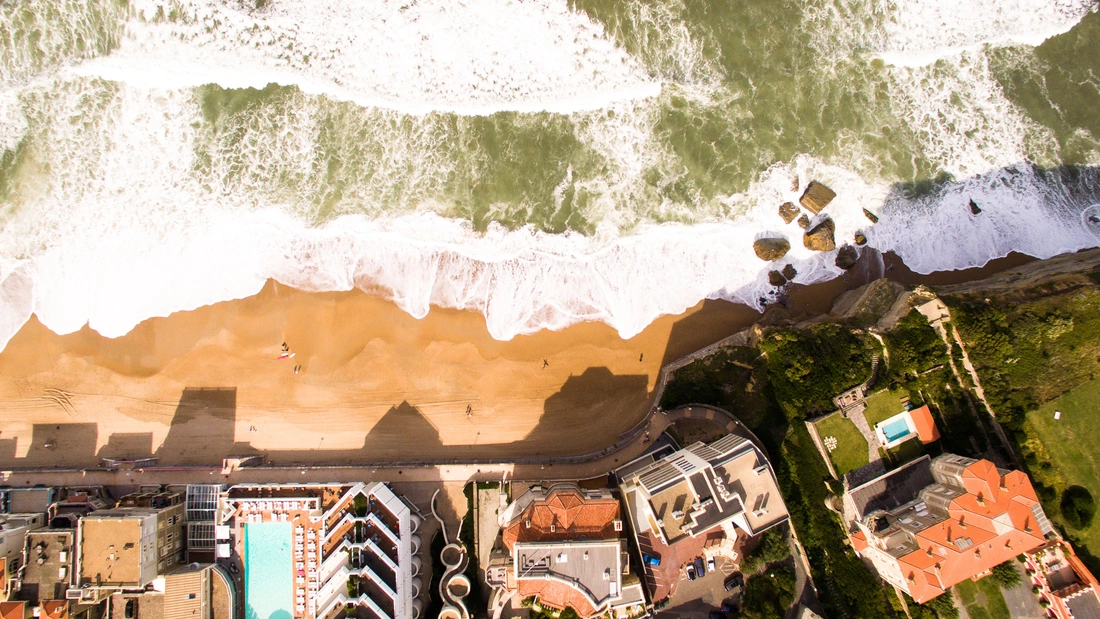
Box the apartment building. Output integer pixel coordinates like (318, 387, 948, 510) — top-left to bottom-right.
(77, 490, 185, 590)
(219, 482, 421, 619)
(491, 484, 645, 619)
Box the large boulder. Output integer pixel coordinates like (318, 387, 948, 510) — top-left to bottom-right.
(768, 270, 788, 287)
(835, 245, 859, 270)
(754, 237, 791, 261)
(803, 218, 836, 252)
(778, 201, 800, 224)
(782, 264, 797, 281)
(862, 208, 879, 224)
(799, 181, 836, 214)
(854, 232, 867, 246)
(797, 214, 811, 229)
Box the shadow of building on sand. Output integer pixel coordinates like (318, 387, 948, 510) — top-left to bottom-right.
(0, 367, 654, 467)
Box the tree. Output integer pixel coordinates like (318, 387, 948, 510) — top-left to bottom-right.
(740, 565, 796, 619)
(740, 527, 791, 574)
(1061, 486, 1096, 530)
(991, 560, 1022, 589)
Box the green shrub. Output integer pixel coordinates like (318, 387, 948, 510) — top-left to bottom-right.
(1061, 485, 1097, 530)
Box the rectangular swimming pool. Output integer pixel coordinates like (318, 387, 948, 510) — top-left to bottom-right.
(881, 417, 912, 443)
(244, 522, 293, 619)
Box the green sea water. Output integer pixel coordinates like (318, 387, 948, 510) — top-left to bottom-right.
(0, 0, 1097, 343)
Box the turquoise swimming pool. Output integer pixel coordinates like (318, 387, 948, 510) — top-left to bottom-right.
(244, 522, 293, 619)
(881, 417, 912, 443)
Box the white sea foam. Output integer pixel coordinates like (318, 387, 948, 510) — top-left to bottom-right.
(806, 0, 1095, 67)
(67, 0, 660, 116)
(876, 0, 1096, 67)
(885, 48, 1055, 179)
(0, 0, 1098, 354)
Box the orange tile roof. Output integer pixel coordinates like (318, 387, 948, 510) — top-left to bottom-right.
(0, 602, 24, 619)
(851, 531, 868, 553)
(854, 457, 1050, 603)
(503, 487, 620, 550)
(40, 602, 67, 619)
(518, 579, 599, 617)
(908, 405, 940, 444)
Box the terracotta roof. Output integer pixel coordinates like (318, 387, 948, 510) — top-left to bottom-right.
(0, 602, 24, 619)
(908, 405, 940, 444)
(854, 457, 1050, 603)
(40, 602, 67, 619)
(518, 578, 599, 617)
(503, 488, 620, 550)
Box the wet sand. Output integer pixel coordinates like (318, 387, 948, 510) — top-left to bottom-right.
(0, 249, 1049, 467)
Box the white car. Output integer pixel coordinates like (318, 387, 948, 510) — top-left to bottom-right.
(707, 557, 716, 573)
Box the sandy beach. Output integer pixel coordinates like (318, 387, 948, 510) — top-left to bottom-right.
(0, 281, 760, 467)
(0, 249, 1043, 469)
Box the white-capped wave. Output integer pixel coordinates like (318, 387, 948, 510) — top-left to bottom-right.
(68, 0, 660, 116)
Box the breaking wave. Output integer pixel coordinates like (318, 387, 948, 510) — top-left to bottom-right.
(0, 0, 1097, 350)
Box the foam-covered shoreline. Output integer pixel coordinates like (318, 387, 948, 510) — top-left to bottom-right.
(1, 157, 1097, 352)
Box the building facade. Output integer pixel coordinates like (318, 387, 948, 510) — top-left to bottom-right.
(1026, 540, 1100, 619)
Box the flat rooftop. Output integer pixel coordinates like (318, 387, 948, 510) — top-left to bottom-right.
(22, 530, 74, 603)
(80, 517, 146, 586)
(514, 539, 623, 609)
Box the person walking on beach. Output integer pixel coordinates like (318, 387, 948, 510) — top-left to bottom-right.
(542, 359, 548, 368)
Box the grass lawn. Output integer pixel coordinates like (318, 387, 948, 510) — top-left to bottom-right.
(884, 436, 924, 466)
(813, 412, 869, 475)
(1029, 376, 1100, 559)
(863, 387, 915, 426)
(954, 577, 1010, 619)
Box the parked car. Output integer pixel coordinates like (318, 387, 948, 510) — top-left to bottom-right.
(708, 612, 726, 619)
(724, 572, 744, 592)
(707, 557, 716, 573)
(694, 557, 706, 576)
(686, 564, 697, 581)
(643, 553, 661, 566)
(125, 600, 136, 619)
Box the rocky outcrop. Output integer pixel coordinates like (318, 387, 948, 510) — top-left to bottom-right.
(768, 270, 788, 287)
(854, 233, 867, 246)
(969, 199, 981, 215)
(799, 181, 836, 214)
(754, 237, 791, 261)
(803, 218, 836, 252)
(778, 201, 800, 224)
(863, 208, 879, 224)
(782, 264, 797, 281)
(835, 245, 859, 270)
(797, 214, 810, 229)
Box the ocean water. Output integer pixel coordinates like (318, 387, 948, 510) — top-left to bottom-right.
(0, 0, 1099, 347)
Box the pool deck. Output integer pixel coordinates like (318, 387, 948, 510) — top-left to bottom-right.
(232, 501, 326, 619)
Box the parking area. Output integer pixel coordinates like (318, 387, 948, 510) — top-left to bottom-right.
(658, 556, 740, 619)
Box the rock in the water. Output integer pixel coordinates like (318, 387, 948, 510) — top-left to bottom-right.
(753, 237, 791, 261)
(969, 198, 981, 215)
(778, 201, 800, 224)
(797, 214, 811, 229)
(862, 208, 879, 224)
(799, 181, 836, 214)
(803, 217, 836, 252)
(835, 245, 859, 270)
(782, 264, 797, 281)
(854, 233, 867, 246)
(768, 270, 787, 287)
